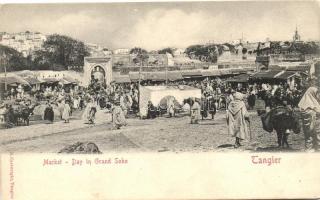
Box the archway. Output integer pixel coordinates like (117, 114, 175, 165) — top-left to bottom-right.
(83, 56, 112, 87)
(91, 65, 106, 84)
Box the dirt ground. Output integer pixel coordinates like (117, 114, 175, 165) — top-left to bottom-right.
(0, 109, 306, 153)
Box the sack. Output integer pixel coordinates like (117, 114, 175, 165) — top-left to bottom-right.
(261, 112, 273, 132)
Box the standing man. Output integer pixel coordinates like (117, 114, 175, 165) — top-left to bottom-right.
(190, 98, 201, 124)
(226, 92, 251, 148)
(62, 100, 71, 123)
(298, 79, 320, 152)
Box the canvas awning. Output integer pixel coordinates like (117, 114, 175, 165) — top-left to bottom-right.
(59, 78, 71, 85)
(275, 71, 300, 80)
(219, 69, 233, 75)
(143, 72, 166, 81)
(129, 72, 142, 82)
(201, 70, 221, 77)
(0, 76, 30, 86)
(251, 70, 282, 79)
(286, 65, 311, 72)
(231, 68, 247, 74)
(167, 71, 183, 81)
(181, 70, 203, 78)
(63, 76, 79, 84)
(24, 77, 43, 85)
(227, 74, 250, 83)
(42, 77, 59, 83)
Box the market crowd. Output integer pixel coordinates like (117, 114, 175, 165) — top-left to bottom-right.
(1, 75, 319, 152)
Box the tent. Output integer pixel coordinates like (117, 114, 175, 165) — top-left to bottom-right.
(139, 85, 201, 117)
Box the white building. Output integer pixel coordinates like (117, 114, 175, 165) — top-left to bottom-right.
(113, 48, 130, 55)
(0, 31, 46, 57)
(172, 48, 185, 56)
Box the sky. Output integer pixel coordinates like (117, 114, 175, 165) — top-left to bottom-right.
(0, 1, 319, 50)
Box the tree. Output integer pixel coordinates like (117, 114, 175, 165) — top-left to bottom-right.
(33, 34, 90, 70)
(130, 47, 149, 65)
(129, 47, 147, 55)
(185, 44, 219, 63)
(158, 48, 174, 55)
(0, 44, 32, 72)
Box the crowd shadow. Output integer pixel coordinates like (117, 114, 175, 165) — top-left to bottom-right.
(254, 146, 301, 152)
(198, 122, 219, 126)
(217, 143, 303, 152)
(217, 144, 234, 148)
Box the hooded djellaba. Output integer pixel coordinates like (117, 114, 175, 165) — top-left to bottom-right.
(112, 100, 127, 129)
(226, 92, 251, 148)
(298, 80, 320, 152)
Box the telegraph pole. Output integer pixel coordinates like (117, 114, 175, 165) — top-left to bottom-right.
(4, 58, 7, 91)
(138, 54, 142, 119)
(165, 54, 168, 86)
(0, 52, 7, 91)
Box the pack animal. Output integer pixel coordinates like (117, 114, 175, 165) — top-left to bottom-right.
(12, 104, 36, 126)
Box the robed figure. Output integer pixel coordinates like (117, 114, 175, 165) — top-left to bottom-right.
(226, 92, 251, 148)
(191, 98, 201, 124)
(112, 103, 127, 129)
(298, 85, 320, 151)
(44, 103, 54, 123)
(82, 99, 96, 124)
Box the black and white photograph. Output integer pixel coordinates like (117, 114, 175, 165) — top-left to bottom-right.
(0, 1, 319, 154)
(1, 1, 320, 200)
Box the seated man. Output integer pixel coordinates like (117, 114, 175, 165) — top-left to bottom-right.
(147, 101, 157, 119)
